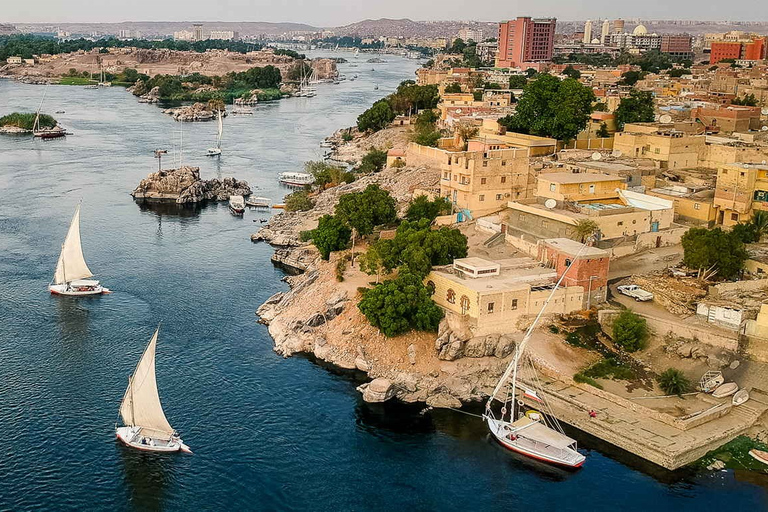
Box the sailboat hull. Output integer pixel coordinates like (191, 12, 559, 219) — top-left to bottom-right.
(49, 284, 110, 296)
(206, 148, 221, 156)
(116, 426, 189, 453)
(486, 417, 585, 469)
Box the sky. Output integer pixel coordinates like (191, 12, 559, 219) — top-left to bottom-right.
(2, 0, 754, 27)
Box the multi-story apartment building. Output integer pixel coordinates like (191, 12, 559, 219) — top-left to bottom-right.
(458, 28, 484, 43)
(613, 124, 706, 170)
(496, 17, 556, 69)
(710, 37, 767, 64)
(713, 163, 768, 226)
(661, 34, 694, 61)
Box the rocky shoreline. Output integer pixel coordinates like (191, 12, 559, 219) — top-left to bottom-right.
(132, 166, 251, 204)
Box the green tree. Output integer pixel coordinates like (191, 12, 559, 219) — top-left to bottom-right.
(357, 148, 389, 173)
(749, 210, 768, 241)
(444, 82, 462, 93)
(358, 244, 385, 283)
(498, 74, 595, 141)
(335, 184, 397, 235)
(306, 161, 354, 188)
(508, 74, 528, 89)
(681, 227, 748, 279)
(562, 65, 581, 79)
(596, 122, 610, 138)
(732, 93, 758, 106)
(405, 195, 451, 222)
(284, 190, 315, 212)
(615, 89, 656, 129)
(668, 68, 692, 78)
(574, 219, 599, 242)
(612, 310, 649, 352)
(358, 272, 444, 337)
(412, 109, 442, 147)
(309, 215, 351, 260)
(357, 99, 395, 132)
(619, 70, 645, 86)
(657, 368, 691, 396)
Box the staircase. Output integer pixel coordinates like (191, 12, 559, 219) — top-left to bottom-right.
(483, 231, 505, 248)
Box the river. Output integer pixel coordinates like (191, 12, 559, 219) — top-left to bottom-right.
(0, 52, 766, 511)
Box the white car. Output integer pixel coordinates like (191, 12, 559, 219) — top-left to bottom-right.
(617, 284, 654, 302)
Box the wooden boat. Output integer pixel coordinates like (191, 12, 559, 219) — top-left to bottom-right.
(698, 371, 724, 393)
(32, 85, 66, 139)
(749, 449, 768, 465)
(49, 203, 110, 296)
(712, 382, 739, 398)
(116, 327, 191, 453)
(732, 389, 750, 406)
(483, 244, 590, 469)
(206, 110, 223, 156)
(229, 195, 246, 215)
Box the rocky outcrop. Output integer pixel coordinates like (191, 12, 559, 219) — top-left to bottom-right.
(131, 166, 251, 204)
(137, 86, 160, 104)
(163, 102, 227, 122)
(358, 378, 395, 403)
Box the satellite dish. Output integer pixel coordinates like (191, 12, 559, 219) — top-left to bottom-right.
(455, 108, 462, 114)
(611, 149, 623, 158)
(591, 152, 602, 161)
(761, 107, 768, 115)
(545, 199, 557, 209)
(659, 114, 672, 124)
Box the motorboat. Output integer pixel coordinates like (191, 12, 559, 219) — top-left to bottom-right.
(116, 327, 191, 454)
(712, 382, 739, 398)
(278, 172, 315, 187)
(732, 389, 750, 406)
(229, 195, 246, 215)
(49, 203, 110, 296)
(245, 196, 271, 208)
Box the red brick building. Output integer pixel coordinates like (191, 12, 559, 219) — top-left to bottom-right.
(660, 34, 694, 61)
(537, 238, 610, 308)
(710, 38, 767, 64)
(496, 17, 556, 69)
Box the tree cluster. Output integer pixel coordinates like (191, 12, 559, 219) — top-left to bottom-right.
(732, 93, 759, 106)
(405, 195, 452, 223)
(411, 109, 442, 147)
(0, 112, 56, 130)
(356, 148, 389, 174)
(498, 74, 595, 141)
(357, 81, 439, 132)
(614, 89, 656, 129)
(681, 227, 748, 280)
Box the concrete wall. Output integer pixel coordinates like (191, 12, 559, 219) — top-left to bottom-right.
(709, 278, 768, 296)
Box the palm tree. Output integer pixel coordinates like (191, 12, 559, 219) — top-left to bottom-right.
(749, 210, 768, 242)
(573, 219, 599, 243)
(454, 122, 479, 150)
(657, 368, 690, 397)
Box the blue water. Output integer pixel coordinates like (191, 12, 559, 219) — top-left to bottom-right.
(0, 54, 767, 511)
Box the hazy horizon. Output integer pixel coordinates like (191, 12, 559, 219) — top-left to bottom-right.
(4, 0, 765, 28)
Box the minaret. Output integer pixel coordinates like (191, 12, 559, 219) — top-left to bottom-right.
(601, 19, 610, 45)
(583, 20, 593, 44)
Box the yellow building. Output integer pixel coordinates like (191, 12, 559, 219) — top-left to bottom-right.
(713, 162, 768, 226)
(405, 141, 533, 217)
(613, 124, 706, 169)
(536, 172, 626, 202)
(426, 257, 584, 336)
(647, 186, 718, 226)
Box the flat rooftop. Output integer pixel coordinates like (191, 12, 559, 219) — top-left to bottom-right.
(432, 257, 556, 293)
(541, 238, 609, 258)
(539, 172, 624, 184)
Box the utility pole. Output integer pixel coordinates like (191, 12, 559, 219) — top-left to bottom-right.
(154, 149, 168, 171)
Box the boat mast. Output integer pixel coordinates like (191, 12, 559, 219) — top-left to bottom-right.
(34, 84, 48, 133)
(490, 243, 589, 420)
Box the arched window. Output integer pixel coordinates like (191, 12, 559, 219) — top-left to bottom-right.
(447, 289, 456, 304)
(426, 281, 436, 295)
(460, 295, 470, 315)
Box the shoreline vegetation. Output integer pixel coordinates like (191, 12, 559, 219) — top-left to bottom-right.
(0, 112, 56, 132)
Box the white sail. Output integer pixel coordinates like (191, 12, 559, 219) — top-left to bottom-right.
(53, 204, 94, 285)
(216, 110, 223, 148)
(119, 328, 175, 438)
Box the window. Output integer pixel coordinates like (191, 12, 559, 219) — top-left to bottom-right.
(589, 184, 595, 194)
(617, 221, 623, 226)
(483, 161, 488, 167)
(502, 161, 507, 166)
(447, 158, 452, 166)
(426, 281, 435, 295)
(487, 302, 495, 313)
(481, 178, 487, 184)
(447, 289, 456, 304)
(496, 194, 503, 200)
(511, 299, 518, 310)
(479, 195, 485, 201)
(694, 203, 700, 210)
(731, 213, 739, 221)
(501, 176, 507, 183)
(550, 183, 556, 192)
(460, 295, 470, 314)
(632, 219, 636, 224)
(565, 259, 571, 267)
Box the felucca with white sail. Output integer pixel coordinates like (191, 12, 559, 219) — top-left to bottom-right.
(49, 203, 110, 296)
(206, 110, 223, 156)
(116, 327, 191, 453)
(483, 244, 588, 469)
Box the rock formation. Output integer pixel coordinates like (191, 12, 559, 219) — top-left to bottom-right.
(131, 166, 251, 204)
(163, 102, 227, 122)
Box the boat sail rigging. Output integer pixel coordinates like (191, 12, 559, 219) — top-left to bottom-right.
(116, 327, 190, 453)
(206, 110, 223, 156)
(49, 203, 108, 296)
(483, 244, 589, 468)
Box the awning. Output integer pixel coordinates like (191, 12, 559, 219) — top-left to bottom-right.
(512, 417, 576, 450)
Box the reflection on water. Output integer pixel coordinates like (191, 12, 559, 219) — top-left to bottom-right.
(118, 445, 177, 512)
(54, 296, 91, 341)
(136, 201, 204, 219)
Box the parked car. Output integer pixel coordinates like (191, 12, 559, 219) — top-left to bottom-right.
(617, 284, 654, 301)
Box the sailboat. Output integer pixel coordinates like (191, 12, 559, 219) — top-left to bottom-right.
(49, 203, 109, 296)
(33, 85, 65, 139)
(116, 327, 191, 453)
(206, 110, 223, 156)
(483, 245, 588, 469)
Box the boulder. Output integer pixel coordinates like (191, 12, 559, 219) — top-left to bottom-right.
(676, 343, 694, 358)
(426, 392, 462, 408)
(354, 357, 370, 372)
(305, 313, 326, 327)
(438, 334, 465, 361)
(359, 378, 395, 403)
(407, 344, 417, 365)
(464, 334, 500, 358)
(494, 334, 516, 358)
(131, 166, 251, 204)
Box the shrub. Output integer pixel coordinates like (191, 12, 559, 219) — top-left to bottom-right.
(573, 373, 603, 389)
(581, 358, 635, 381)
(612, 310, 649, 352)
(284, 190, 315, 212)
(357, 148, 388, 173)
(657, 368, 690, 396)
(335, 184, 397, 235)
(404, 195, 451, 222)
(0, 112, 57, 130)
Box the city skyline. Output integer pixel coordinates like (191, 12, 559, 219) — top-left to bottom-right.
(3, 0, 766, 28)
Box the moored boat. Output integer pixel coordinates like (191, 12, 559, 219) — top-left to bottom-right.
(749, 449, 768, 465)
(712, 382, 739, 398)
(229, 195, 246, 215)
(206, 110, 223, 156)
(698, 371, 724, 393)
(116, 327, 191, 454)
(278, 172, 314, 187)
(49, 203, 110, 296)
(732, 389, 750, 405)
(246, 196, 270, 208)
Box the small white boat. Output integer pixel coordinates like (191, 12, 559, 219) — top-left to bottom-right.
(698, 371, 724, 393)
(278, 172, 315, 187)
(206, 110, 223, 156)
(245, 196, 270, 208)
(749, 449, 768, 465)
(732, 389, 750, 406)
(116, 327, 191, 454)
(229, 195, 246, 215)
(712, 382, 739, 398)
(49, 203, 110, 296)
